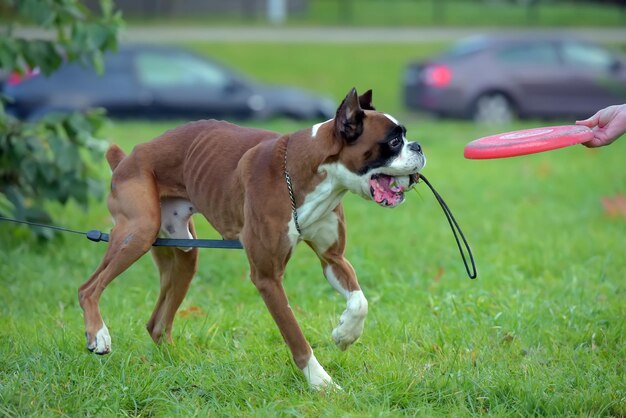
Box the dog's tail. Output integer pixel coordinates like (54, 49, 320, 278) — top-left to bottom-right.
(106, 144, 126, 171)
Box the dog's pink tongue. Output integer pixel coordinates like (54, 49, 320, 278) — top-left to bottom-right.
(370, 175, 404, 206)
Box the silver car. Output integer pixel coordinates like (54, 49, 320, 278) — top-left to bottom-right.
(404, 34, 626, 124)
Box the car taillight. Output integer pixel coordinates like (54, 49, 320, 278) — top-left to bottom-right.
(423, 64, 452, 88)
(7, 68, 39, 86)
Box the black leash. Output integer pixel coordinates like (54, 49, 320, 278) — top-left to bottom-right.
(1, 176, 476, 279)
(0, 216, 243, 249)
(418, 174, 477, 279)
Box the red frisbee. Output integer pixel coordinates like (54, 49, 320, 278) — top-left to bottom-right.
(464, 125, 593, 159)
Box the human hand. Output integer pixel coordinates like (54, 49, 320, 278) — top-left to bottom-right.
(575, 104, 626, 148)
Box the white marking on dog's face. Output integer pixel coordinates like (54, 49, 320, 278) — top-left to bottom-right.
(364, 113, 426, 176)
(333, 112, 426, 208)
(301, 353, 339, 390)
(291, 112, 427, 241)
(381, 136, 425, 176)
(384, 113, 400, 125)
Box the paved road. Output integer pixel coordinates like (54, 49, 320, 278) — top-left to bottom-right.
(12, 26, 626, 44)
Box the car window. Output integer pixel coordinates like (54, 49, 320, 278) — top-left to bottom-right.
(561, 42, 614, 71)
(444, 36, 490, 59)
(496, 43, 560, 66)
(135, 52, 229, 89)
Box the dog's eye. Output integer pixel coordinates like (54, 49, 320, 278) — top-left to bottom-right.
(389, 137, 402, 148)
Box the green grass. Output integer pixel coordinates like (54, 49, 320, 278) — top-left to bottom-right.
(123, 0, 626, 27)
(185, 42, 445, 118)
(1, 39, 625, 415)
(1, 117, 624, 416)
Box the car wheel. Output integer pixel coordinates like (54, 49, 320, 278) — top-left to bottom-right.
(472, 92, 515, 125)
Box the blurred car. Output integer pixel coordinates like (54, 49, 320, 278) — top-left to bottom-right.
(403, 35, 626, 124)
(3, 45, 336, 121)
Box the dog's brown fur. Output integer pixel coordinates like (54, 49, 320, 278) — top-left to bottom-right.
(78, 89, 424, 388)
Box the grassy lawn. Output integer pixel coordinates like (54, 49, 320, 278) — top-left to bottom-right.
(1, 39, 625, 416)
(1, 116, 624, 416)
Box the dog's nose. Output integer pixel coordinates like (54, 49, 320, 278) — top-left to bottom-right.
(409, 142, 422, 153)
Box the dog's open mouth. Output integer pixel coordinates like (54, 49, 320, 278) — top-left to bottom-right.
(369, 173, 419, 207)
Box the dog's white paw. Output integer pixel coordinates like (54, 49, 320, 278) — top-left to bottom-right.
(332, 291, 368, 351)
(302, 354, 342, 391)
(87, 324, 111, 355)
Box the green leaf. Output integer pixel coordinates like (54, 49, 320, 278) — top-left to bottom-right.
(48, 133, 65, 157)
(20, 159, 38, 184)
(3, 185, 26, 216)
(23, 206, 55, 239)
(62, 3, 86, 20)
(56, 142, 80, 173)
(0, 39, 16, 73)
(0, 193, 13, 216)
(0, 0, 120, 240)
(23, 206, 52, 223)
(70, 178, 89, 205)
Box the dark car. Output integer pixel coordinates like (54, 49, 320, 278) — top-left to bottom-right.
(404, 35, 626, 124)
(3, 45, 336, 121)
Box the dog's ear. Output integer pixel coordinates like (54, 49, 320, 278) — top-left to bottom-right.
(358, 89, 375, 111)
(335, 87, 365, 143)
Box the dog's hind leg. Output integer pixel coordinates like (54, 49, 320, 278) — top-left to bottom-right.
(306, 206, 368, 351)
(147, 219, 198, 343)
(78, 176, 161, 354)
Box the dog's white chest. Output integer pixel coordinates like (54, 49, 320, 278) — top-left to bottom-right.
(288, 168, 347, 252)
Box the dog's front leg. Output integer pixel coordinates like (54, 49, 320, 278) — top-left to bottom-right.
(307, 209, 368, 351)
(323, 258, 368, 351)
(245, 241, 338, 390)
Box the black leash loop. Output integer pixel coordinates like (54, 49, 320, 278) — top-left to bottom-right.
(418, 174, 477, 279)
(0, 216, 243, 249)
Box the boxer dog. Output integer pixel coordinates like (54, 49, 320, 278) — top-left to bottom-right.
(78, 88, 425, 389)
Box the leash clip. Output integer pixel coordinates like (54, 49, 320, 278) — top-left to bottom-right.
(86, 230, 109, 243)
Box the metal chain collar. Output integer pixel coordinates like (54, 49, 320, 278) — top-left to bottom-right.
(283, 137, 302, 235)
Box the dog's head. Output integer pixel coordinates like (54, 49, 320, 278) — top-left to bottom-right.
(330, 88, 426, 208)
